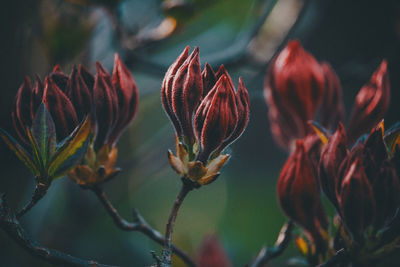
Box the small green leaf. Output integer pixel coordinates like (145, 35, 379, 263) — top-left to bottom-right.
(31, 103, 57, 166)
(48, 117, 91, 178)
(0, 128, 39, 175)
(384, 121, 400, 155)
(26, 127, 45, 174)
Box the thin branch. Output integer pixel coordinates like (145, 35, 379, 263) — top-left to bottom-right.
(317, 249, 349, 267)
(0, 194, 115, 267)
(16, 182, 49, 219)
(250, 221, 294, 267)
(161, 180, 194, 266)
(91, 186, 197, 267)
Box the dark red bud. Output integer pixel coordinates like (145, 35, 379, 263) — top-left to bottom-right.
(347, 60, 390, 144)
(373, 160, 400, 229)
(319, 123, 348, 209)
(264, 40, 325, 150)
(319, 63, 345, 129)
(65, 65, 93, 122)
(49, 69, 69, 93)
(277, 140, 327, 248)
(171, 47, 203, 143)
(302, 133, 323, 170)
(108, 53, 139, 144)
(12, 77, 33, 143)
(218, 77, 250, 152)
(338, 158, 375, 241)
(161, 46, 190, 137)
(215, 65, 235, 89)
(196, 235, 232, 267)
(363, 121, 388, 172)
(42, 77, 79, 140)
(30, 75, 44, 122)
(202, 62, 217, 97)
(93, 62, 119, 149)
(194, 75, 238, 163)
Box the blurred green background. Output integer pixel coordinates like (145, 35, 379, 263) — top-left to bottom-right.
(1, 0, 400, 266)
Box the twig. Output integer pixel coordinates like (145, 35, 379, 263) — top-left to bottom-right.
(317, 249, 349, 267)
(0, 194, 114, 267)
(91, 186, 197, 267)
(250, 221, 294, 267)
(16, 182, 49, 219)
(161, 179, 195, 266)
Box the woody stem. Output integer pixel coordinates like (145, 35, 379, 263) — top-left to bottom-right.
(16, 183, 49, 220)
(161, 180, 194, 266)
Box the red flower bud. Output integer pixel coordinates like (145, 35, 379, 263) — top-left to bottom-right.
(347, 60, 390, 144)
(196, 235, 231, 267)
(42, 77, 79, 140)
(319, 123, 348, 208)
(264, 40, 325, 150)
(320, 63, 345, 129)
(108, 54, 139, 145)
(194, 75, 238, 163)
(277, 140, 327, 249)
(202, 62, 217, 97)
(171, 47, 203, 144)
(12, 77, 34, 143)
(218, 77, 250, 152)
(30, 75, 44, 121)
(161, 46, 190, 138)
(65, 65, 94, 122)
(338, 158, 376, 241)
(93, 62, 119, 149)
(373, 160, 400, 229)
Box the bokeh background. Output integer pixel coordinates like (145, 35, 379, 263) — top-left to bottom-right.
(1, 0, 400, 266)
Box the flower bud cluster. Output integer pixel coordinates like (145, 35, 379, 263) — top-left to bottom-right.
(162, 47, 250, 186)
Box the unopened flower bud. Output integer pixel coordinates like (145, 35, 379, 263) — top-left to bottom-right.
(194, 75, 238, 163)
(338, 158, 376, 242)
(196, 235, 231, 267)
(347, 60, 390, 144)
(264, 40, 325, 150)
(277, 140, 327, 250)
(319, 123, 348, 208)
(320, 63, 345, 129)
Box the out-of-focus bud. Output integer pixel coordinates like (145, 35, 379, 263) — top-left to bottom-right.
(372, 160, 400, 229)
(12, 77, 35, 143)
(69, 54, 139, 187)
(93, 62, 119, 149)
(65, 65, 94, 122)
(347, 60, 390, 144)
(42, 77, 79, 141)
(319, 123, 348, 208)
(320, 63, 345, 129)
(194, 75, 238, 163)
(277, 140, 328, 252)
(338, 158, 376, 242)
(108, 54, 139, 144)
(264, 40, 326, 150)
(196, 234, 232, 267)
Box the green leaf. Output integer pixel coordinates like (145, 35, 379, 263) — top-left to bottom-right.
(31, 103, 57, 166)
(48, 116, 92, 178)
(0, 128, 39, 175)
(25, 127, 45, 175)
(384, 121, 400, 155)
